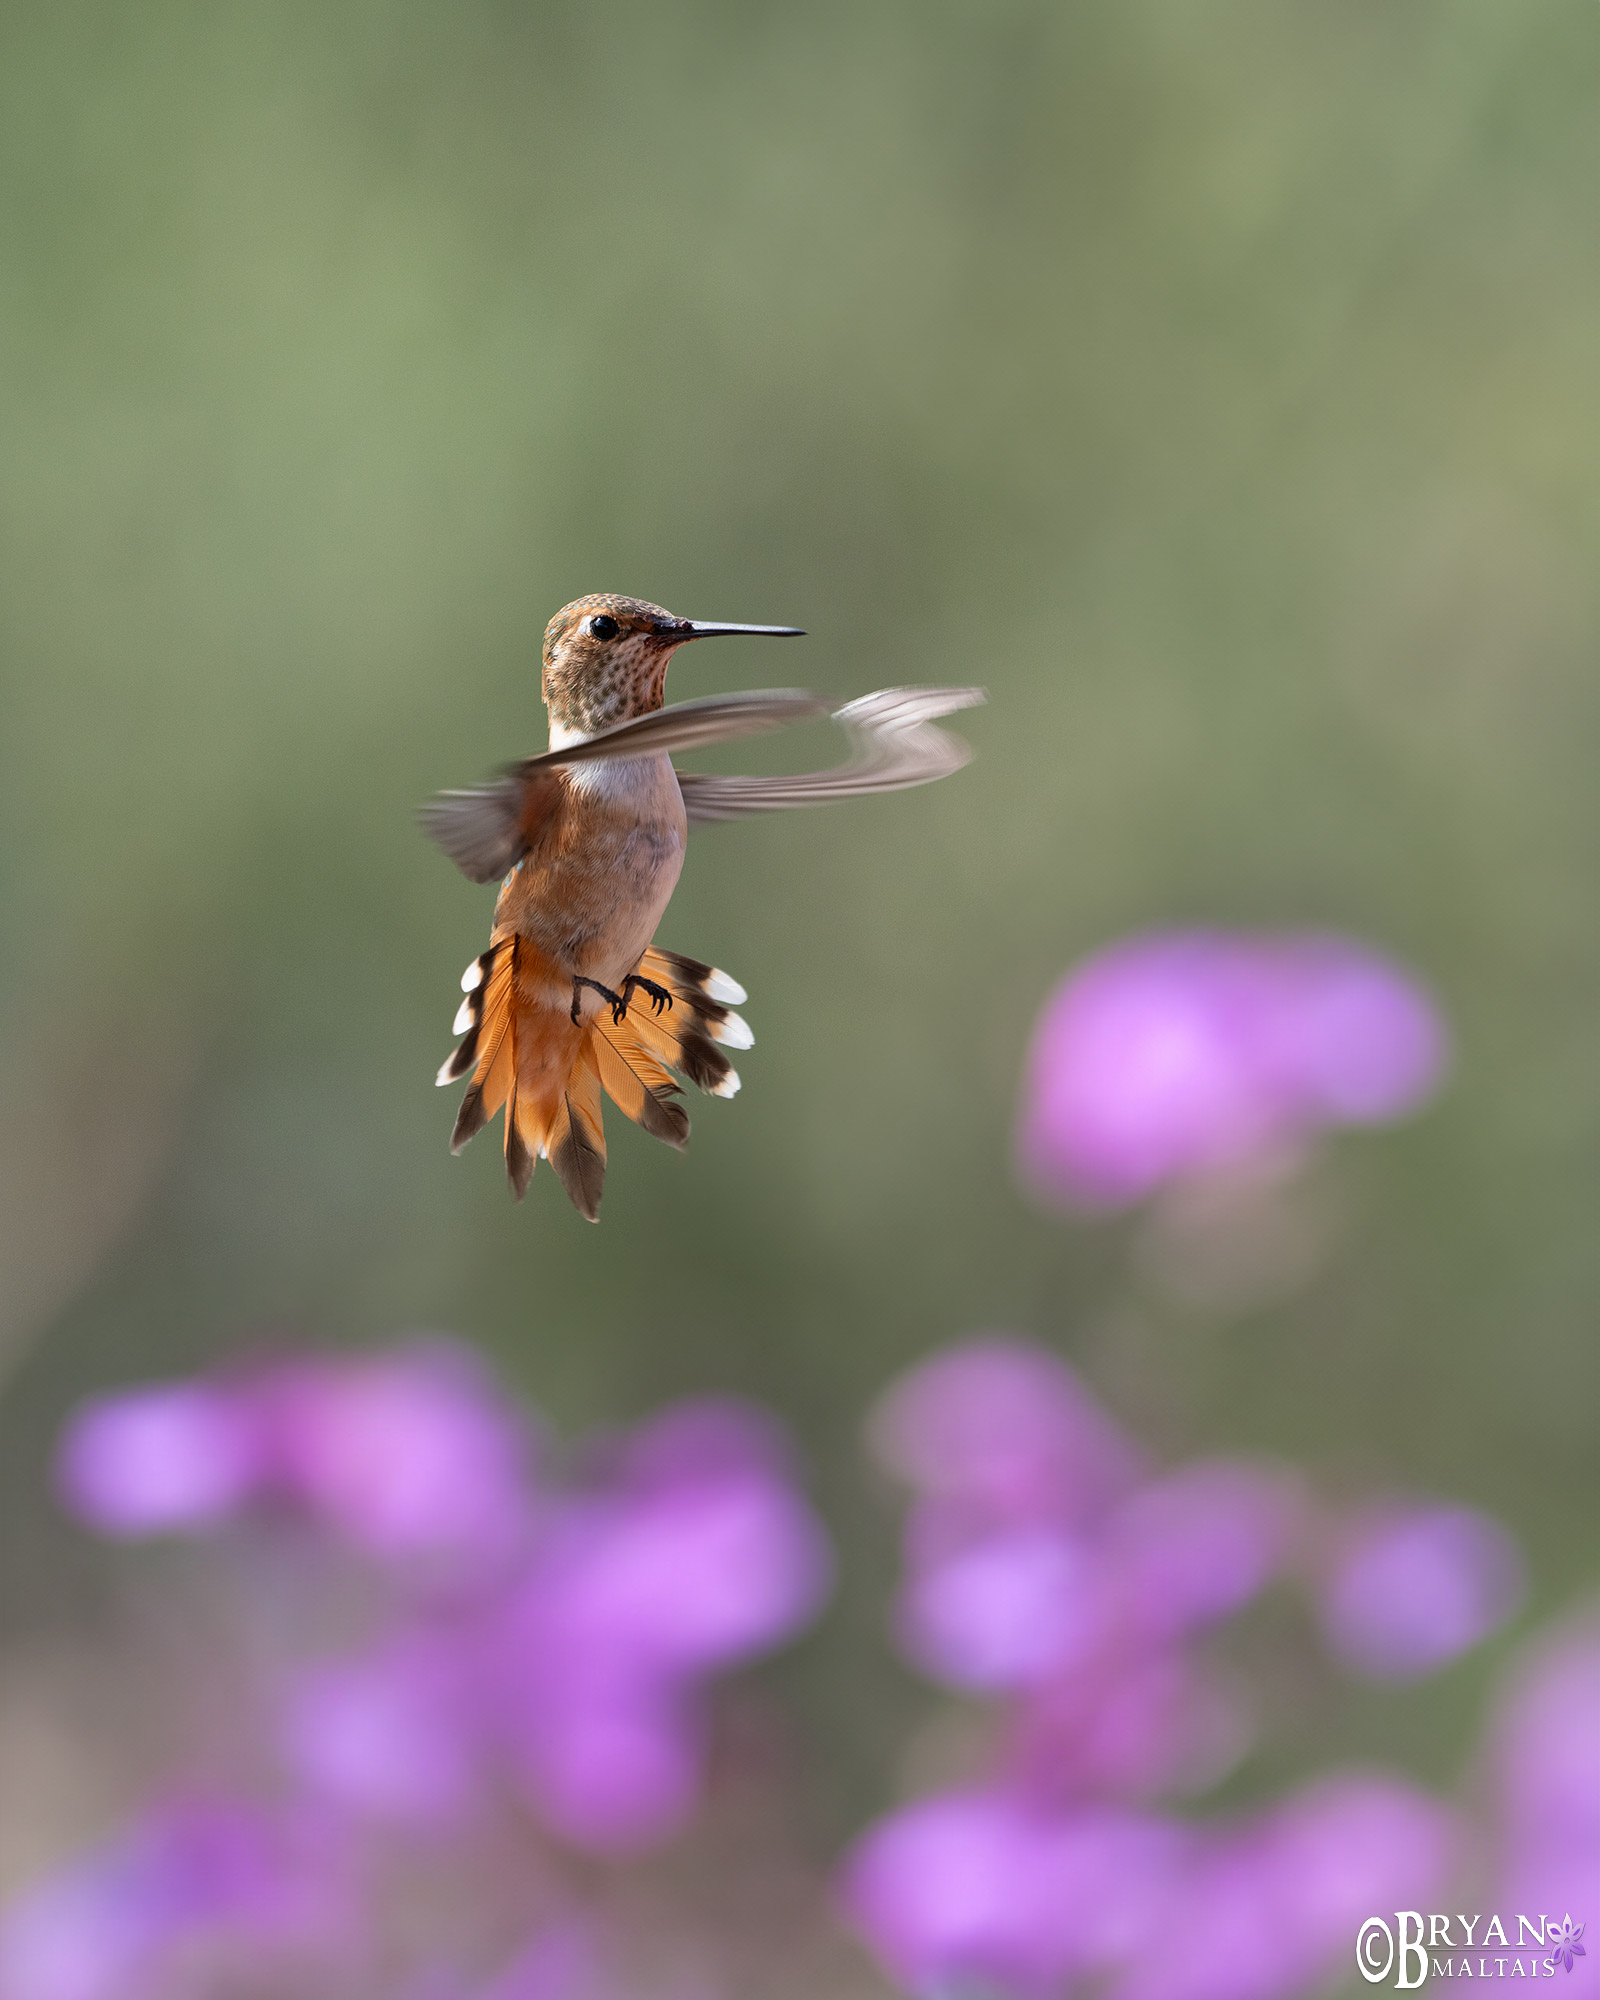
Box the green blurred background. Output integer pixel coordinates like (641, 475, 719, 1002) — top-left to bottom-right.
(0, 0, 1593, 1880)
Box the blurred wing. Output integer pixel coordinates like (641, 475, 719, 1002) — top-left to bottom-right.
(418, 686, 982, 879)
(419, 691, 825, 880)
(516, 689, 829, 771)
(417, 776, 524, 884)
(675, 685, 986, 825)
(418, 765, 567, 885)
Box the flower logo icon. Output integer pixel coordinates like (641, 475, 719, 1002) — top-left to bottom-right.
(1550, 1915, 1586, 1973)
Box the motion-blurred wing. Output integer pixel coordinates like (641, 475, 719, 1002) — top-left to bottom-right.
(419, 686, 983, 880)
(674, 685, 986, 825)
(418, 763, 573, 885)
(417, 775, 525, 884)
(517, 688, 829, 771)
(419, 691, 827, 882)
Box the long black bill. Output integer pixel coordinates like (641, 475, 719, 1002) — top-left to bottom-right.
(678, 619, 806, 640)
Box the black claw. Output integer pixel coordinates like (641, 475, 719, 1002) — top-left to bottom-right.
(573, 975, 627, 1025)
(622, 974, 674, 1017)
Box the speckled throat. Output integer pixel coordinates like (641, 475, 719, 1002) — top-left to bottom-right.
(541, 594, 682, 741)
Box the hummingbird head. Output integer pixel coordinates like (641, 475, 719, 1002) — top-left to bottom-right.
(541, 594, 804, 744)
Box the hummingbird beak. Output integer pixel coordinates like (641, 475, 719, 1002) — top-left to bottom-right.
(670, 619, 806, 642)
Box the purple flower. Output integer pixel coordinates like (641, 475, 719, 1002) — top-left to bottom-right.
(1113, 1774, 1457, 2000)
(840, 1792, 1184, 1999)
(563, 1399, 834, 1675)
(869, 1337, 1142, 1530)
(492, 1399, 831, 1851)
(1548, 1917, 1587, 1976)
(55, 1381, 264, 1536)
(262, 1342, 539, 1575)
(1016, 931, 1448, 1210)
(1005, 1648, 1250, 1804)
(1101, 1460, 1302, 1642)
(1265, 936, 1447, 1124)
(1268, 1774, 1458, 1970)
(54, 1342, 541, 1579)
(1489, 1622, 1600, 1951)
(281, 1633, 485, 1829)
(1318, 1503, 1524, 1679)
(1494, 1622, 1600, 1853)
(508, 1666, 704, 1853)
(0, 1798, 354, 2000)
(897, 1524, 1108, 1692)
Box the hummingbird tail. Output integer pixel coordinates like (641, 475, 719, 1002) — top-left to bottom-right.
(436, 938, 750, 1221)
(594, 948, 751, 1101)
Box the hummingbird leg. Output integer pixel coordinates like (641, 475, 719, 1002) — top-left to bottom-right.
(621, 974, 674, 1017)
(571, 976, 628, 1026)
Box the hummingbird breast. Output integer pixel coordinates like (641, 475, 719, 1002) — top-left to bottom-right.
(494, 752, 687, 1004)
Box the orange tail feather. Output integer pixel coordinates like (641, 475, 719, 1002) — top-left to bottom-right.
(437, 936, 752, 1219)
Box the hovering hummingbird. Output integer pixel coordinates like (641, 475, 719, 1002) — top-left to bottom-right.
(420, 594, 983, 1220)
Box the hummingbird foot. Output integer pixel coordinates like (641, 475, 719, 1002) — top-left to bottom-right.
(621, 974, 674, 1017)
(571, 976, 628, 1026)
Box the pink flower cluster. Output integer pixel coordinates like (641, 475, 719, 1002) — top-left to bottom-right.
(6, 1344, 831, 1999)
(0, 1336, 1586, 2000)
(841, 1338, 1531, 2000)
(1017, 931, 1448, 1209)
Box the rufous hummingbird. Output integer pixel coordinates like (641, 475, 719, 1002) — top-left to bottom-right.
(421, 594, 983, 1220)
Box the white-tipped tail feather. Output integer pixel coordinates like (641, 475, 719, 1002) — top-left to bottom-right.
(711, 1011, 753, 1050)
(435, 941, 752, 1216)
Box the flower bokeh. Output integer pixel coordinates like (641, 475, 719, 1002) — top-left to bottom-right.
(3, 938, 1590, 2000)
(7, 1344, 831, 1999)
(841, 1336, 1546, 2000)
(1016, 931, 1448, 1210)
(2, 1332, 1591, 2000)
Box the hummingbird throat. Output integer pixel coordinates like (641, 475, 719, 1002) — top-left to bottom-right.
(542, 601, 681, 744)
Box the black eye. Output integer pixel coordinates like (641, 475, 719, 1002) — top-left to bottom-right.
(588, 613, 619, 641)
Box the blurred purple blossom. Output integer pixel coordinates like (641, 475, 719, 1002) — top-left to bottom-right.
(840, 1793, 1184, 2000)
(875, 1343, 1296, 1720)
(56, 1382, 264, 1537)
(488, 1397, 831, 1852)
(840, 1774, 1457, 2000)
(12, 1332, 1583, 2000)
(280, 1632, 485, 1829)
(897, 1523, 1108, 1693)
(1317, 1502, 1524, 1679)
(57, 1342, 539, 1580)
(1101, 1461, 1304, 1645)
(1016, 931, 1449, 1210)
(0, 1797, 355, 2000)
(262, 1344, 538, 1575)
(869, 1335, 1143, 1533)
(14, 1346, 833, 1998)
(1489, 1621, 1600, 1969)
(1110, 1775, 1457, 2000)
(843, 1337, 1544, 2000)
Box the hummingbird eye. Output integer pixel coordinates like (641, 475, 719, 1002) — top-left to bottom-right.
(587, 613, 620, 642)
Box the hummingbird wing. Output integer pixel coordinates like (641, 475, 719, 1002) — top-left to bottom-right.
(673, 685, 986, 825)
(418, 690, 830, 883)
(417, 764, 568, 886)
(517, 688, 830, 771)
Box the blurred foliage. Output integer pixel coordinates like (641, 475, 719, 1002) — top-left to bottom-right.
(0, 0, 1593, 1862)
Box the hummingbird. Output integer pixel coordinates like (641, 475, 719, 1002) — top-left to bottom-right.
(420, 594, 983, 1220)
